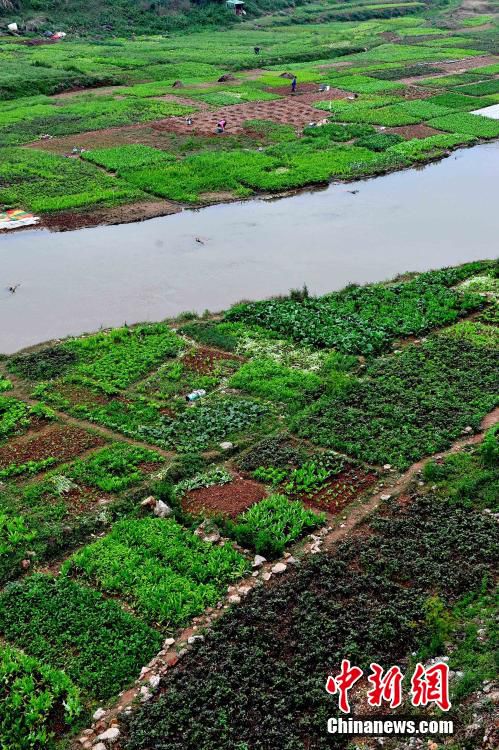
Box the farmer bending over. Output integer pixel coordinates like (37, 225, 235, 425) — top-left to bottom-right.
(291, 76, 297, 93)
(216, 118, 227, 133)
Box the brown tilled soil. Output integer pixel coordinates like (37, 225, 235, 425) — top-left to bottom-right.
(182, 347, 244, 375)
(386, 123, 445, 139)
(0, 423, 106, 470)
(182, 476, 267, 517)
(41, 200, 181, 232)
(300, 467, 378, 515)
(152, 94, 350, 136)
(25, 124, 178, 155)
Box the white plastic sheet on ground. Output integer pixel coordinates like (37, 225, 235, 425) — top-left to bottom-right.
(471, 104, 499, 120)
(0, 209, 40, 230)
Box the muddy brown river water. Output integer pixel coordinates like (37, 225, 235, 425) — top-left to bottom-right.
(1, 141, 498, 354)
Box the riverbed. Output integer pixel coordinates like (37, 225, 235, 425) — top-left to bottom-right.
(1, 141, 498, 354)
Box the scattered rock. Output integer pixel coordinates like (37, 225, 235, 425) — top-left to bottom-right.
(228, 594, 241, 605)
(96, 726, 120, 744)
(271, 562, 287, 575)
(219, 441, 234, 451)
(164, 637, 175, 647)
(21, 559, 30, 570)
(380, 494, 391, 501)
(262, 571, 272, 581)
(154, 499, 172, 518)
(93, 744, 107, 750)
(140, 495, 156, 509)
(253, 554, 266, 568)
(187, 635, 205, 644)
(194, 520, 221, 543)
(383, 464, 392, 470)
(93, 708, 106, 722)
(149, 674, 161, 689)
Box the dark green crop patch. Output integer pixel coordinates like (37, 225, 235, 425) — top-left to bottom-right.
(0, 575, 162, 701)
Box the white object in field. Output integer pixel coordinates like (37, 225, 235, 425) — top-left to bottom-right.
(186, 388, 206, 401)
(471, 104, 499, 120)
(7, 23, 18, 32)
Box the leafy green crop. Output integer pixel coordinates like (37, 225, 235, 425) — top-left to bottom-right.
(0, 575, 162, 700)
(64, 518, 249, 626)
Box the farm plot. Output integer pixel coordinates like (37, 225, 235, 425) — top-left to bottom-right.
(295, 321, 499, 468)
(225, 262, 492, 354)
(63, 517, 250, 627)
(0, 442, 166, 583)
(0, 423, 105, 480)
(119, 438, 499, 750)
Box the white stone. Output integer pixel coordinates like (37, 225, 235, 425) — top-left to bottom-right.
(238, 586, 251, 596)
(262, 571, 272, 581)
(383, 464, 392, 470)
(219, 441, 234, 451)
(154, 499, 172, 518)
(164, 637, 175, 647)
(252, 554, 266, 568)
(149, 674, 161, 689)
(188, 635, 205, 644)
(271, 562, 287, 574)
(380, 494, 391, 501)
(93, 708, 106, 721)
(93, 744, 107, 750)
(96, 727, 120, 743)
(228, 594, 241, 604)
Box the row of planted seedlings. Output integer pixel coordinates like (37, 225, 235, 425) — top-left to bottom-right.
(1, 261, 498, 746)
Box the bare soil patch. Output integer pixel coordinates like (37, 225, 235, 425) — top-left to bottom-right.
(41, 200, 181, 232)
(0, 424, 105, 470)
(152, 96, 345, 136)
(399, 55, 499, 84)
(182, 346, 243, 375)
(386, 123, 444, 139)
(25, 124, 177, 155)
(182, 476, 267, 517)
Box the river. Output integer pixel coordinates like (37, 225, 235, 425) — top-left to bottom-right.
(1, 141, 498, 354)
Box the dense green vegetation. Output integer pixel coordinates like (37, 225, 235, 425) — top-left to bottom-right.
(120, 439, 499, 749)
(0, 259, 497, 746)
(0, 575, 162, 700)
(0, 3, 497, 218)
(226, 263, 491, 354)
(64, 517, 249, 626)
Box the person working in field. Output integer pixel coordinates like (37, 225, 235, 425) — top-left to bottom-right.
(291, 76, 297, 93)
(216, 118, 227, 133)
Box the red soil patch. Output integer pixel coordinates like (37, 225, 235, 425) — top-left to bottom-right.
(152, 96, 345, 136)
(53, 383, 108, 408)
(386, 123, 444, 139)
(182, 347, 243, 375)
(53, 484, 115, 514)
(0, 424, 106, 471)
(300, 467, 377, 515)
(182, 476, 267, 518)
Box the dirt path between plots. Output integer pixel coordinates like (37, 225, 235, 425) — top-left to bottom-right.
(73, 406, 499, 749)
(0, 368, 176, 461)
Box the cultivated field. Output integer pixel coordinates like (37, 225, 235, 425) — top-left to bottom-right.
(0, 0, 498, 228)
(0, 259, 497, 748)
